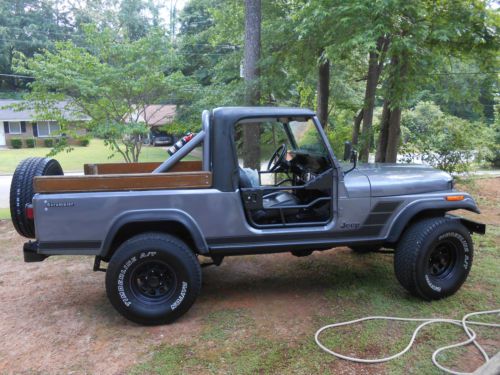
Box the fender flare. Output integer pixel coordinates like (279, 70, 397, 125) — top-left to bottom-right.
(386, 197, 481, 243)
(100, 209, 209, 257)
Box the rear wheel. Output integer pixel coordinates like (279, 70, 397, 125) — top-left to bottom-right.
(394, 217, 473, 300)
(105, 232, 202, 325)
(10, 157, 63, 238)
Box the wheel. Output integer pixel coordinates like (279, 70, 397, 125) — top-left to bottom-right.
(350, 245, 381, 254)
(394, 217, 473, 300)
(105, 232, 202, 325)
(10, 157, 64, 238)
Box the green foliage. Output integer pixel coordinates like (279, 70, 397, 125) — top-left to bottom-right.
(485, 122, 500, 168)
(43, 138, 54, 148)
(325, 110, 360, 156)
(400, 102, 494, 173)
(24, 138, 35, 148)
(10, 138, 22, 149)
(15, 25, 196, 162)
(79, 138, 90, 147)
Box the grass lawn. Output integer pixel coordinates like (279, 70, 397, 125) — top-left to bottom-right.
(0, 139, 175, 174)
(0, 208, 9, 220)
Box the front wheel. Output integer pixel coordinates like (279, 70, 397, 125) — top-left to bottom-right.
(394, 217, 473, 300)
(105, 233, 202, 325)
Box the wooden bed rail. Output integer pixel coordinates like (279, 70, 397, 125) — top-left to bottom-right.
(34, 171, 212, 193)
(83, 160, 202, 175)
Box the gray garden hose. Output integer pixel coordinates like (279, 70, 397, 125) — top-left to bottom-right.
(315, 309, 500, 374)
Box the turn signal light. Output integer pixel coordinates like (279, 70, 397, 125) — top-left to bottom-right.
(445, 195, 464, 201)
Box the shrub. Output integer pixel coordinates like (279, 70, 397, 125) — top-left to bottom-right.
(25, 138, 35, 148)
(10, 138, 22, 149)
(400, 102, 493, 173)
(79, 138, 90, 147)
(43, 138, 54, 147)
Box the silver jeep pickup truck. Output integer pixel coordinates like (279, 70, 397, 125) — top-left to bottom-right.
(10, 107, 485, 324)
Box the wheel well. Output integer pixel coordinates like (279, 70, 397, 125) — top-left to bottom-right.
(103, 221, 199, 261)
(387, 209, 447, 246)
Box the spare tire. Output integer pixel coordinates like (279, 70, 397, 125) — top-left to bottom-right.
(10, 157, 63, 238)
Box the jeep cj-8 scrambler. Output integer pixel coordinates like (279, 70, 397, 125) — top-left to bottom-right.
(10, 107, 485, 324)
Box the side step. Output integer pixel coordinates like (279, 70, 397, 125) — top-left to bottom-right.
(23, 241, 49, 262)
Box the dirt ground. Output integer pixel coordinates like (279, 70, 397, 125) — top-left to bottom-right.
(0, 177, 498, 374)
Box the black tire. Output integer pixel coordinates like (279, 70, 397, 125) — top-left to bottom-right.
(10, 157, 64, 238)
(350, 246, 381, 254)
(394, 217, 473, 300)
(105, 232, 202, 325)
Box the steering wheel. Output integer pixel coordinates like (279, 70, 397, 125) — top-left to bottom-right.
(267, 144, 287, 172)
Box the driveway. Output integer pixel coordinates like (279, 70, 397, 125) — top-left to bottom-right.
(0, 175, 11, 208)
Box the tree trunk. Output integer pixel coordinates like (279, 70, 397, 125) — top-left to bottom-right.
(376, 51, 408, 163)
(316, 50, 330, 128)
(375, 100, 390, 162)
(358, 36, 386, 162)
(352, 109, 363, 145)
(385, 106, 402, 162)
(242, 0, 261, 169)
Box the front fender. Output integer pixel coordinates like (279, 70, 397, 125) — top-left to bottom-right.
(100, 209, 209, 257)
(386, 195, 480, 243)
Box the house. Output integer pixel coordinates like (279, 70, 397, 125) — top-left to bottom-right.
(0, 99, 89, 148)
(130, 104, 178, 146)
(135, 104, 176, 126)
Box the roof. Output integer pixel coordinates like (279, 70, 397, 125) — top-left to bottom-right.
(136, 104, 176, 126)
(0, 99, 90, 122)
(212, 106, 315, 122)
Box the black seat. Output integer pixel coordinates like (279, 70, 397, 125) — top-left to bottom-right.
(239, 168, 299, 222)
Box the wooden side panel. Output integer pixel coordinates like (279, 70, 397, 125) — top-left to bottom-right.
(34, 172, 212, 193)
(83, 161, 202, 175)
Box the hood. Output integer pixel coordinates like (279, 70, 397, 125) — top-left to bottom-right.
(356, 164, 453, 197)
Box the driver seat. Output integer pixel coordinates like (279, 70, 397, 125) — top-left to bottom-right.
(239, 168, 300, 222)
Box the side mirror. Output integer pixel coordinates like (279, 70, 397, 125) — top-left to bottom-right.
(343, 141, 352, 161)
(350, 149, 358, 164)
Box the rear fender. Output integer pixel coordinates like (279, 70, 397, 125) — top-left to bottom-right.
(100, 209, 208, 258)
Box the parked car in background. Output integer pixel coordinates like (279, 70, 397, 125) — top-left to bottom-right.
(149, 127, 176, 146)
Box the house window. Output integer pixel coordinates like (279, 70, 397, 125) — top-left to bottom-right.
(37, 121, 60, 137)
(8, 122, 21, 134)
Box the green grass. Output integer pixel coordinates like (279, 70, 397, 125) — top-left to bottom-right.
(0, 208, 10, 220)
(0, 139, 178, 173)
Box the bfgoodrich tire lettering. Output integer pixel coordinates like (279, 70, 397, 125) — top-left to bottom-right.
(105, 232, 201, 325)
(394, 217, 473, 300)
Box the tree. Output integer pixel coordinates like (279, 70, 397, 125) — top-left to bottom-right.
(15, 25, 194, 162)
(0, 0, 74, 92)
(242, 0, 261, 169)
(375, 0, 498, 162)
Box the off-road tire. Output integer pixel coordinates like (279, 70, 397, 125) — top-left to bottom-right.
(350, 246, 381, 254)
(394, 217, 473, 300)
(105, 232, 202, 325)
(10, 157, 64, 238)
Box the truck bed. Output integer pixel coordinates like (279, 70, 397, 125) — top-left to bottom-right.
(33, 161, 211, 193)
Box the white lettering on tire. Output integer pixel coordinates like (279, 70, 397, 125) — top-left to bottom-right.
(171, 282, 188, 311)
(425, 275, 442, 292)
(117, 256, 137, 307)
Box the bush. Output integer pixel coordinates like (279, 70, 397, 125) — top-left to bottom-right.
(79, 138, 90, 147)
(43, 138, 54, 147)
(400, 102, 493, 173)
(25, 138, 35, 148)
(10, 138, 22, 149)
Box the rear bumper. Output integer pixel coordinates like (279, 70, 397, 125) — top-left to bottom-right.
(23, 241, 49, 262)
